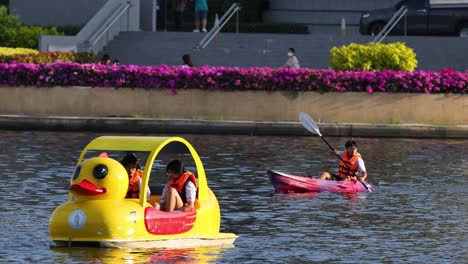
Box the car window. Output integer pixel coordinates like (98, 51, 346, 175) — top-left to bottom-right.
(405, 0, 426, 9)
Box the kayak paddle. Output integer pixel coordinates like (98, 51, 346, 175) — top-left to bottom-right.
(298, 112, 372, 192)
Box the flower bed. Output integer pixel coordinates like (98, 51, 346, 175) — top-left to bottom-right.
(0, 62, 466, 94)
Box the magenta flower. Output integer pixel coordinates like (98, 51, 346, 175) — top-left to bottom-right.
(0, 62, 466, 94)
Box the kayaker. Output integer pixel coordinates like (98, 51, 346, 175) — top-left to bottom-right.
(160, 159, 198, 212)
(319, 140, 368, 181)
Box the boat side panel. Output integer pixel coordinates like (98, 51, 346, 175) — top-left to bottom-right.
(144, 208, 196, 235)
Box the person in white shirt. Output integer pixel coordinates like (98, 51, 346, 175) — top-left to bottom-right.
(160, 159, 197, 212)
(284, 48, 300, 69)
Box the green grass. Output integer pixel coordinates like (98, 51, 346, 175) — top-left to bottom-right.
(390, 117, 401, 125)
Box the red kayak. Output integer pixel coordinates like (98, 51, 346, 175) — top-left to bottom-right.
(268, 170, 373, 193)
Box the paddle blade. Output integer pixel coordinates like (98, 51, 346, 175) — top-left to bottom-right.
(299, 112, 322, 137)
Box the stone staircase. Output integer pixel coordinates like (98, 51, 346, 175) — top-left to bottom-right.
(104, 31, 468, 71)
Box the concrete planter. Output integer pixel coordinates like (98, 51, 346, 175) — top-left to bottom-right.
(0, 86, 466, 125)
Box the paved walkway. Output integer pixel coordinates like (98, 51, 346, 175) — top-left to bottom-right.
(1, 115, 467, 139)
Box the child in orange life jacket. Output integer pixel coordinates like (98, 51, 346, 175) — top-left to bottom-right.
(159, 159, 197, 212)
(319, 140, 368, 181)
(120, 153, 158, 208)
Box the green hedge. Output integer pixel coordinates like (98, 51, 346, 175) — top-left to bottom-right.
(55, 25, 82, 36)
(330, 42, 418, 71)
(0, 6, 63, 49)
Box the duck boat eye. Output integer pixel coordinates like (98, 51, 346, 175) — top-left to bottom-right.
(72, 165, 81, 179)
(93, 164, 108, 179)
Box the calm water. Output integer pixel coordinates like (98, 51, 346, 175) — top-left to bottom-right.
(0, 131, 466, 263)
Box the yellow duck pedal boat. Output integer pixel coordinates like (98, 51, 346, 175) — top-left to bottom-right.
(49, 136, 237, 249)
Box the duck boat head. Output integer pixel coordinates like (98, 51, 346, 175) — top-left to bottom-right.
(69, 154, 129, 201)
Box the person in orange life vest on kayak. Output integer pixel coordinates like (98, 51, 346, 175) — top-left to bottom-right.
(159, 159, 198, 212)
(120, 153, 155, 205)
(319, 140, 368, 182)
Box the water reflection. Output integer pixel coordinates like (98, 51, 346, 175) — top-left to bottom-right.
(50, 246, 233, 263)
(0, 131, 466, 263)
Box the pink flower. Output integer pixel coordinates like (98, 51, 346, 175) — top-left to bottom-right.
(441, 67, 454, 74)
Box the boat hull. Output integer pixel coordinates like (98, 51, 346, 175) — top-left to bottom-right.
(53, 235, 237, 249)
(268, 170, 372, 193)
(50, 189, 237, 248)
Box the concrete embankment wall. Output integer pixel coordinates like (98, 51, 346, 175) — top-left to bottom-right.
(0, 86, 466, 125)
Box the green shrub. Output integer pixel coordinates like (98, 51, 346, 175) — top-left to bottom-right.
(330, 42, 418, 71)
(0, 5, 19, 27)
(55, 25, 82, 36)
(0, 6, 63, 49)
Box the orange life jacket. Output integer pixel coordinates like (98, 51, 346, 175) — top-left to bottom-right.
(126, 170, 143, 198)
(169, 171, 198, 203)
(338, 151, 362, 179)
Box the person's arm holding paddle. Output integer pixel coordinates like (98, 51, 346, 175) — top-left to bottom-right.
(357, 157, 367, 181)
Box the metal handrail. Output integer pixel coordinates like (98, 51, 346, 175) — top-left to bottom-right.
(88, 2, 132, 47)
(194, 3, 241, 50)
(372, 5, 408, 43)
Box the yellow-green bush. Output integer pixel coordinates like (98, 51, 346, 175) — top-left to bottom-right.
(0, 47, 38, 56)
(0, 47, 97, 63)
(0, 47, 38, 62)
(330, 42, 417, 71)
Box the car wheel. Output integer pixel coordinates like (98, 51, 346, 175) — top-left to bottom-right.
(369, 22, 385, 35)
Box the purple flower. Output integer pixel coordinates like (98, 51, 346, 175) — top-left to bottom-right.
(0, 62, 466, 94)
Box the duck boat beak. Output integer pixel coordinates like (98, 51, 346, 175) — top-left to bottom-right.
(69, 179, 107, 196)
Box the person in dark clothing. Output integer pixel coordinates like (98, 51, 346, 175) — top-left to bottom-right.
(175, 0, 186, 31)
